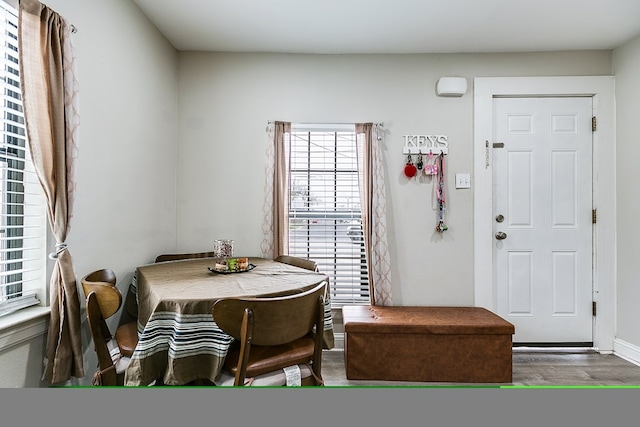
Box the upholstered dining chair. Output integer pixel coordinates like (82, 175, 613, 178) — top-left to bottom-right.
(85, 290, 131, 386)
(81, 269, 139, 359)
(274, 255, 318, 272)
(154, 251, 215, 263)
(212, 281, 327, 386)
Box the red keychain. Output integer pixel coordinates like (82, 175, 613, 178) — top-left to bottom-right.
(404, 154, 417, 178)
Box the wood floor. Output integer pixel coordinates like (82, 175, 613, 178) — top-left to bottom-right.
(321, 347, 640, 387)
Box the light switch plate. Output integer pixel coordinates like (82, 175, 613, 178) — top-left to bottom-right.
(455, 173, 471, 189)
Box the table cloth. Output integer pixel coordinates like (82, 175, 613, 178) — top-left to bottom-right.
(124, 257, 334, 386)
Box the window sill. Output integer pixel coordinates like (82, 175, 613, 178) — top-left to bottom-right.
(0, 306, 51, 352)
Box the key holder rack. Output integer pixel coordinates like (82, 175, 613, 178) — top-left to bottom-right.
(402, 134, 448, 155)
(401, 134, 449, 233)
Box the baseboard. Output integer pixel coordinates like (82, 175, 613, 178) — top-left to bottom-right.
(613, 338, 640, 367)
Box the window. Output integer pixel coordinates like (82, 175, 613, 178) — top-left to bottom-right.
(287, 124, 369, 307)
(0, 1, 47, 317)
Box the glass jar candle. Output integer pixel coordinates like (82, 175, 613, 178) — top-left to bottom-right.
(213, 239, 234, 260)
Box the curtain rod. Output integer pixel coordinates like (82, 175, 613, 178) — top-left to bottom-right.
(267, 121, 384, 127)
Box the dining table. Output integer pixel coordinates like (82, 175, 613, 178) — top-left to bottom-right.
(123, 256, 334, 386)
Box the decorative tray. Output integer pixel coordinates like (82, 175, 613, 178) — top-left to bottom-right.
(208, 264, 257, 275)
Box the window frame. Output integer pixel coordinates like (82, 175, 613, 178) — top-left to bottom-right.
(286, 123, 369, 308)
(0, 0, 48, 323)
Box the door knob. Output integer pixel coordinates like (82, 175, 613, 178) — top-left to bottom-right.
(495, 231, 507, 240)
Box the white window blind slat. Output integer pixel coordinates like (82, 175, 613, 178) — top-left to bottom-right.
(287, 127, 369, 307)
(0, 291, 38, 317)
(0, 1, 47, 316)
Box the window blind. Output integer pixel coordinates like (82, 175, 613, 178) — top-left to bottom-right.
(287, 125, 369, 306)
(0, 2, 46, 317)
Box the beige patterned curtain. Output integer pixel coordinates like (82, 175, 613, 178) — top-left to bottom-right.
(355, 123, 392, 306)
(19, 0, 83, 383)
(260, 121, 291, 259)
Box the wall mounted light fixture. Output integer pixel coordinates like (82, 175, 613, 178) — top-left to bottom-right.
(436, 77, 467, 97)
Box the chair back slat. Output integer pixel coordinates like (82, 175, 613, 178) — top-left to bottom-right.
(81, 269, 122, 319)
(274, 255, 318, 272)
(213, 281, 326, 346)
(155, 251, 215, 263)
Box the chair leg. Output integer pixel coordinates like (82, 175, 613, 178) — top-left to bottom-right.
(234, 308, 254, 386)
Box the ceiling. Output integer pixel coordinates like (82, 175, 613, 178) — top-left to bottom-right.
(133, 0, 640, 54)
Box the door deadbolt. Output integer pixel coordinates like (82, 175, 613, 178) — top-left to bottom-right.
(495, 231, 507, 240)
(495, 214, 504, 223)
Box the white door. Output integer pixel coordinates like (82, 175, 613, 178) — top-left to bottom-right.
(493, 97, 593, 344)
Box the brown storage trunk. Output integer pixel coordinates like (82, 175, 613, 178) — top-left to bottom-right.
(342, 305, 515, 383)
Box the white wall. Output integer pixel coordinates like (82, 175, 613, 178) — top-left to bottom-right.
(613, 33, 640, 353)
(57, 0, 179, 280)
(177, 51, 612, 307)
(0, 0, 178, 387)
(1, 0, 632, 387)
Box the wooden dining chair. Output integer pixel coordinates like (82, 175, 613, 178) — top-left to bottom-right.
(123, 283, 138, 322)
(154, 251, 215, 263)
(81, 269, 139, 359)
(274, 255, 318, 272)
(212, 281, 327, 386)
(85, 291, 131, 386)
